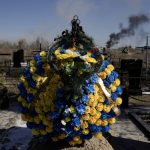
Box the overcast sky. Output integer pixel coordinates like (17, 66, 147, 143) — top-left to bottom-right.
(0, 0, 150, 47)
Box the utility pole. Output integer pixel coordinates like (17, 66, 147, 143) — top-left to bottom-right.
(145, 35, 149, 79)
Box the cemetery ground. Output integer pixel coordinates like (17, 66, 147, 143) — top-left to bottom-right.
(0, 67, 150, 150)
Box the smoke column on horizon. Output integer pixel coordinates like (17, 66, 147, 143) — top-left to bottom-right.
(106, 14, 149, 48)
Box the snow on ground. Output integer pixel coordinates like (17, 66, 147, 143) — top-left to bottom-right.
(0, 107, 32, 150)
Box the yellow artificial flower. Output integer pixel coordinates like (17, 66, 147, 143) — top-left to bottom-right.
(30, 67, 36, 74)
(82, 129, 89, 135)
(108, 118, 116, 124)
(96, 103, 103, 111)
(40, 51, 47, 57)
(58, 133, 66, 140)
(29, 60, 36, 67)
(22, 101, 29, 108)
(98, 72, 107, 79)
(32, 129, 40, 136)
(55, 48, 77, 60)
(76, 139, 82, 145)
(101, 120, 108, 126)
(96, 119, 102, 126)
(94, 132, 102, 139)
(46, 126, 53, 133)
(94, 112, 101, 119)
(32, 74, 42, 82)
(114, 78, 120, 86)
(85, 55, 97, 63)
(74, 127, 80, 131)
(89, 116, 97, 124)
(18, 96, 24, 103)
(107, 64, 114, 71)
(90, 107, 97, 116)
(82, 114, 90, 121)
(38, 113, 44, 120)
(104, 68, 111, 75)
(110, 84, 117, 92)
(81, 121, 88, 129)
(94, 84, 99, 92)
(73, 136, 80, 142)
(43, 106, 51, 113)
(40, 130, 47, 135)
(85, 106, 91, 114)
(34, 116, 41, 124)
(21, 114, 28, 121)
(69, 106, 75, 113)
(97, 95, 105, 103)
(103, 105, 111, 113)
(52, 137, 58, 142)
(88, 94, 95, 102)
(20, 76, 26, 82)
(69, 47, 76, 51)
(65, 117, 71, 122)
(69, 140, 75, 146)
(115, 97, 122, 105)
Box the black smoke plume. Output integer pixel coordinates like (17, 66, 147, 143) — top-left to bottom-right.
(106, 14, 149, 48)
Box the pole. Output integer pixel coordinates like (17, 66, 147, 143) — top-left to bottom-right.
(146, 36, 148, 79)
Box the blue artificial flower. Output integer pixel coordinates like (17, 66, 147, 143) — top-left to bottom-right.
(34, 54, 41, 61)
(101, 125, 110, 133)
(76, 104, 86, 115)
(82, 134, 92, 140)
(99, 60, 109, 72)
(108, 110, 118, 118)
(24, 67, 30, 74)
(61, 44, 68, 49)
(101, 112, 108, 120)
(18, 105, 28, 114)
(63, 124, 74, 136)
(26, 122, 34, 129)
(38, 123, 46, 129)
(36, 68, 45, 75)
(84, 84, 94, 94)
(104, 99, 110, 105)
(116, 87, 123, 95)
(17, 82, 24, 90)
(72, 113, 78, 118)
(84, 64, 91, 70)
(103, 80, 111, 88)
(111, 71, 118, 79)
(20, 90, 27, 98)
(55, 99, 66, 110)
(71, 117, 81, 127)
(30, 110, 38, 116)
(56, 88, 63, 97)
(76, 130, 83, 136)
(28, 80, 36, 88)
(60, 48, 65, 54)
(50, 112, 60, 120)
(90, 73, 98, 84)
(107, 74, 115, 83)
(63, 107, 70, 117)
(42, 135, 49, 140)
(80, 94, 88, 104)
(25, 73, 32, 81)
(27, 93, 34, 102)
(102, 60, 110, 67)
(80, 51, 87, 56)
(111, 93, 118, 100)
(89, 125, 102, 132)
(53, 121, 63, 132)
(36, 60, 43, 67)
(91, 54, 95, 58)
